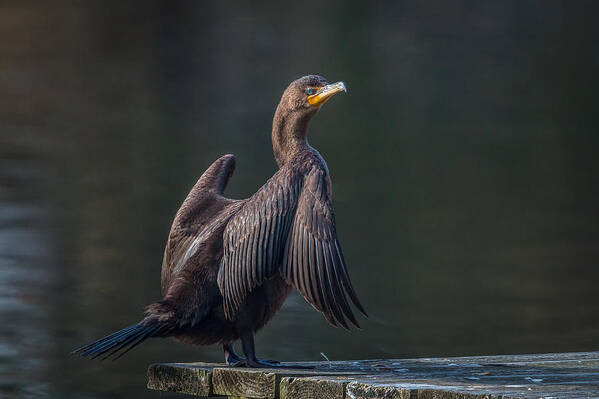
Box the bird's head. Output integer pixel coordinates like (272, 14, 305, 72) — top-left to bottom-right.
(278, 75, 347, 117)
(272, 75, 347, 166)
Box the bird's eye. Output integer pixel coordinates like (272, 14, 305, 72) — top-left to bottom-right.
(307, 88, 314, 95)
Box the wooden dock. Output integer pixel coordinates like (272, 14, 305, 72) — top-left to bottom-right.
(147, 351, 599, 398)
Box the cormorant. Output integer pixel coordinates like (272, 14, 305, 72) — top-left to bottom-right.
(73, 75, 367, 368)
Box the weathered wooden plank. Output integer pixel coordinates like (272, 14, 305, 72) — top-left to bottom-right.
(146, 352, 599, 398)
(414, 351, 599, 368)
(211, 367, 278, 398)
(280, 375, 346, 399)
(344, 382, 411, 399)
(147, 362, 212, 396)
(210, 366, 365, 398)
(346, 377, 599, 399)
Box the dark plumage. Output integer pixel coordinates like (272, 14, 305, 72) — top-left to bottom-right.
(73, 75, 366, 367)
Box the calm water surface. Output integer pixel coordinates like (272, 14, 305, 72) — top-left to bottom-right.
(1, 2, 598, 398)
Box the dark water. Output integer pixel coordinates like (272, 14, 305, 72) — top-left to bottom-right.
(1, 2, 599, 397)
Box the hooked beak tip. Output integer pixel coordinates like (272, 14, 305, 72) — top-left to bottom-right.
(307, 81, 348, 106)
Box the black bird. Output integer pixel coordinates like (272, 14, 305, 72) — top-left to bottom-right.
(73, 75, 367, 368)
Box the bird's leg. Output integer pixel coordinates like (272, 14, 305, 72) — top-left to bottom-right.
(239, 331, 312, 369)
(239, 331, 279, 368)
(223, 343, 245, 367)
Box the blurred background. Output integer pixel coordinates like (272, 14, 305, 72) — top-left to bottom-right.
(1, 1, 599, 398)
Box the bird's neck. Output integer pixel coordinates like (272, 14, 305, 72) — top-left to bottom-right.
(271, 108, 311, 168)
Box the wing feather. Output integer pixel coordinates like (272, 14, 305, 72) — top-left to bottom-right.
(323, 241, 350, 329)
(335, 240, 366, 315)
(255, 206, 265, 287)
(217, 164, 365, 325)
(309, 237, 324, 311)
(247, 206, 258, 290)
(327, 242, 359, 327)
(218, 175, 299, 318)
(315, 233, 338, 326)
(283, 167, 366, 329)
(291, 221, 301, 292)
(266, 198, 277, 275)
(307, 233, 318, 304)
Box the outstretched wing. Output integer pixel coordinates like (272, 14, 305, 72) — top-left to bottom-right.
(218, 170, 301, 318)
(218, 165, 366, 328)
(281, 167, 366, 328)
(162, 154, 240, 293)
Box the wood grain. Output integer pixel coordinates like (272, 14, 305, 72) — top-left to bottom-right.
(280, 376, 346, 399)
(147, 362, 212, 396)
(212, 367, 277, 398)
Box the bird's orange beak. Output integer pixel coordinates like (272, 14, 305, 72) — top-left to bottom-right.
(307, 81, 347, 107)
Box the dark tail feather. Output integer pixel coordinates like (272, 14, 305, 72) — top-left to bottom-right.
(112, 324, 167, 361)
(72, 320, 167, 361)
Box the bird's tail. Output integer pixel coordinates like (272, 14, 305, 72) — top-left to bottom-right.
(71, 316, 170, 361)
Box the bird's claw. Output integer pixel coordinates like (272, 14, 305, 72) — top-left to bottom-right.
(225, 352, 245, 367)
(227, 358, 248, 367)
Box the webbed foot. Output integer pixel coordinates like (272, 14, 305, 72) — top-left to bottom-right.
(234, 357, 312, 369)
(235, 331, 314, 369)
(223, 344, 244, 366)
